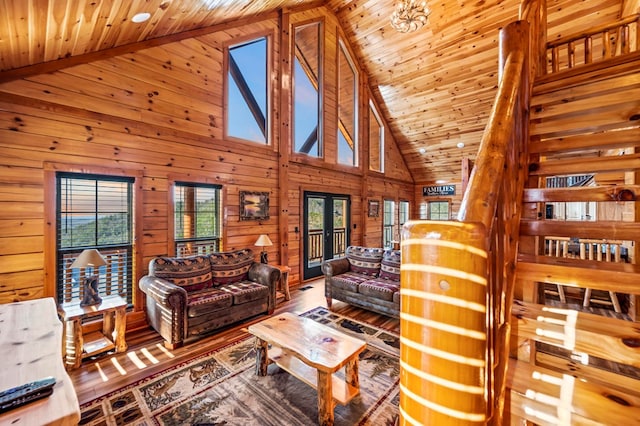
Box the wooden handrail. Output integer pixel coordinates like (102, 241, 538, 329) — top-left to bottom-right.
(400, 14, 535, 426)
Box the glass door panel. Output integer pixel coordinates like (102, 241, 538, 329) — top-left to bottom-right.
(303, 192, 350, 279)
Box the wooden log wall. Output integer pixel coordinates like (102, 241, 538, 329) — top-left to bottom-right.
(0, 6, 414, 320)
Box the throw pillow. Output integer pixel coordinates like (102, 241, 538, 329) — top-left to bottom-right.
(379, 249, 401, 281)
(346, 246, 384, 277)
(209, 249, 254, 285)
(151, 255, 213, 292)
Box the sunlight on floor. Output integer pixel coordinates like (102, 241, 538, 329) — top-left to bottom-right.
(93, 343, 177, 382)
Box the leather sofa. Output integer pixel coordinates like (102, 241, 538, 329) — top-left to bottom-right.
(140, 249, 280, 349)
(322, 246, 400, 318)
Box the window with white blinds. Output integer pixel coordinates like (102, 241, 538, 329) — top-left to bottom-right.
(56, 173, 133, 305)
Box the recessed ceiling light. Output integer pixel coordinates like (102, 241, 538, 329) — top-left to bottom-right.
(457, 142, 465, 148)
(418, 147, 426, 154)
(132, 12, 151, 23)
(435, 180, 447, 184)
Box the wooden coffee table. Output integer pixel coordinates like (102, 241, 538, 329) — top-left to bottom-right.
(247, 312, 366, 426)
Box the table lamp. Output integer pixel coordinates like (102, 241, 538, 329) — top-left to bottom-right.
(70, 249, 107, 306)
(254, 234, 273, 264)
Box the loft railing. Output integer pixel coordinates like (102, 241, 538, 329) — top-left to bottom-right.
(545, 14, 640, 74)
(399, 0, 544, 424)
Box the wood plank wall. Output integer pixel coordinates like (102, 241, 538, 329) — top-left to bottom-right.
(0, 6, 414, 315)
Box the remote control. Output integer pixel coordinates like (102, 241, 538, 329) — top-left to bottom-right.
(0, 377, 56, 414)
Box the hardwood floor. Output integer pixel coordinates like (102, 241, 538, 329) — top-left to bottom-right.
(69, 278, 400, 406)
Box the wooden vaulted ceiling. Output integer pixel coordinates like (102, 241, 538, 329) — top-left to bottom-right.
(0, 0, 630, 184)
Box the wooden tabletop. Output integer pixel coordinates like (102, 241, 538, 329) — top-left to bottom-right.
(0, 298, 80, 425)
(59, 294, 127, 320)
(247, 312, 366, 373)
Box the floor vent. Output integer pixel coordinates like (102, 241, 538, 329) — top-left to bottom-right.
(299, 285, 314, 291)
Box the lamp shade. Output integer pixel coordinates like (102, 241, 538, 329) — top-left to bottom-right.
(70, 249, 107, 269)
(254, 234, 273, 247)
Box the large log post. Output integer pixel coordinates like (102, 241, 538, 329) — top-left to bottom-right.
(399, 221, 488, 424)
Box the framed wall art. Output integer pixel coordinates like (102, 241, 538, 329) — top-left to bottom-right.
(240, 191, 270, 221)
(368, 199, 380, 217)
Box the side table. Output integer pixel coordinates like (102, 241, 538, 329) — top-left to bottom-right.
(59, 294, 128, 370)
(272, 264, 291, 301)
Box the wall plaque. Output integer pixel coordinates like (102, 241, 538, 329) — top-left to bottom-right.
(423, 185, 455, 196)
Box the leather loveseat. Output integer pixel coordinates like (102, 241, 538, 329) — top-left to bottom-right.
(321, 246, 400, 318)
(140, 249, 280, 349)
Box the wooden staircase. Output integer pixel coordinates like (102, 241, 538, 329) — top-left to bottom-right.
(509, 25, 640, 424)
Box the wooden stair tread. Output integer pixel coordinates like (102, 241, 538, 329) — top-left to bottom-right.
(516, 254, 640, 292)
(507, 358, 640, 425)
(523, 185, 640, 202)
(519, 220, 640, 241)
(511, 300, 640, 365)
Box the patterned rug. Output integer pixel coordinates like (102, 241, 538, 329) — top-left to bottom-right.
(79, 307, 400, 425)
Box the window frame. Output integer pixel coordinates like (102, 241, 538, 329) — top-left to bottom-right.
(399, 200, 410, 228)
(168, 175, 227, 256)
(368, 99, 384, 173)
(44, 163, 142, 306)
(336, 37, 359, 167)
(383, 199, 396, 249)
(223, 33, 272, 146)
(173, 181, 223, 256)
(292, 20, 324, 159)
(427, 200, 451, 220)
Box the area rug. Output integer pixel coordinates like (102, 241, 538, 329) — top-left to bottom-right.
(79, 307, 400, 425)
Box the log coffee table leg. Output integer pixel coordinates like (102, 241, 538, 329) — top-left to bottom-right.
(345, 357, 360, 391)
(317, 370, 334, 426)
(254, 337, 269, 376)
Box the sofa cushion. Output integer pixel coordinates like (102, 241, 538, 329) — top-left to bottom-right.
(331, 272, 370, 292)
(358, 278, 399, 302)
(151, 255, 213, 292)
(346, 246, 384, 277)
(220, 281, 269, 305)
(186, 288, 233, 317)
(209, 249, 254, 285)
(379, 250, 401, 281)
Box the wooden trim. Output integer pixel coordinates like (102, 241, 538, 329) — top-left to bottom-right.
(278, 10, 292, 268)
(221, 28, 277, 148)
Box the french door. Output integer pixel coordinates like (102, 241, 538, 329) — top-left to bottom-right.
(303, 192, 350, 280)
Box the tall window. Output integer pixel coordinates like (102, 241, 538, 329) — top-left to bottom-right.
(293, 22, 322, 157)
(369, 100, 384, 172)
(383, 199, 395, 248)
(399, 200, 410, 232)
(428, 201, 450, 220)
(174, 183, 222, 256)
(226, 37, 269, 144)
(57, 173, 133, 304)
(337, 39, 358, 166)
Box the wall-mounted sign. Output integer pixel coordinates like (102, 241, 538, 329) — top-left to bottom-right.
(423, 185, 455, 196)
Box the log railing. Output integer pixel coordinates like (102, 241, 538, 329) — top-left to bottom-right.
(545, 13, 640, 74)
(399, 1, 541, 423)
(399, 3, 640, 425)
